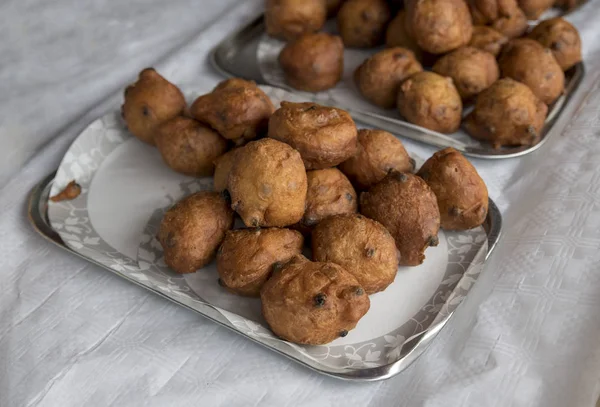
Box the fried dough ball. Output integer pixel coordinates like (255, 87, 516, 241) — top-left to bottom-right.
(326, 0, 346, 16)
(261, 255, 370, 345)
(122, 68, 186, 145)
(469, 0, 528, 39)
(354, 47, 423, 109)
(158, 191, 234, 274)
(463, 78, 548, 148)
(339, 129, 414, 190)
(154, 117, 227, 177)
(265, 0, 327, 41)
(499, 38, 565, 105)
(190, 78, 275, 145)
(278, 33, 344, 92)
(517, 0, 553, 19)
(418, 148, 488, 230)
(397, 72, 462, 134)
(337, 0, 392, 48)
(228, 138, 307, 227)
(529, 18, 582, 71)
(432, 47, 499, 101)
(385, 11, 423, 59)
(312, 214, 399, 294)
(360, 172, 440, 266)
(268, 102, 358, 169)
(405, 0, 473, 55)
(216, 228, 303, 297)
(213, 149, 240, 192)
(468, 26, 508, 57)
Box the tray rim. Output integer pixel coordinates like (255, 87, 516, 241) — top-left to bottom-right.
(29, 171, 502, 382)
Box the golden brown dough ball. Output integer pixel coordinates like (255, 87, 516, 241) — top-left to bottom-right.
(265, 0, 327, 41)
(216, 228, 303, 297)
(154, 117, 227, 177)
(228, 138, 307, 227)
(212, 149, 240, 192)
(405, 0, 473, 55)
(158, 191, 234, 274)
(261, 255, 370, 344)
(469, 0, 528, 39)
(463, 78, 548, 148)
(190, 78, 275, 145)
(397, 71, 463, 134)
(354, 47, 423, 109)
(337, 0, 392, 48)
(517, 0, 553, 19)
(122, 68, 186, 145)
(432, 47, 499, 101)
(268, 101, 358, 169)
(499, 38, 565, 105)
(360, 172, 440, 266)
(468, 26, 508, 57)
(385, 11, 422, 58)
(278, 33, 344, 92)
(339, 129, 414, 191)
(312, 214, 399, 294)
(529, 18, 582, 71)
(417, 148, 488, 230)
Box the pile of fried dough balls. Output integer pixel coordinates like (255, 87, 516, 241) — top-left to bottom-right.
(267, 0, 582, 149)
(122, 69, 490, 345)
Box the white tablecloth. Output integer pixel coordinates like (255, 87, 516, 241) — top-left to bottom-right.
(2, 0, 600, 406)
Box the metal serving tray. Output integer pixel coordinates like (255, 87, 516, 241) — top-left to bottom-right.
(209, 14, 585, 159)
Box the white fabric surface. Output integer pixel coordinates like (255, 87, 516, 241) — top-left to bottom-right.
(2, 0, 600, 405)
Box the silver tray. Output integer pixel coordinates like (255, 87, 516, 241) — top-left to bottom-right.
(210, 14, 585, 159)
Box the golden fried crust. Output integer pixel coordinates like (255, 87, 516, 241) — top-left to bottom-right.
(155, 117, 227, 177)
(405, 0, 473, 55)
(213, 148, 240, 192)
(228, 138, 307, 227)
(397, 72, 463, 134)
(339, 129, 414, 191)
(386, 11, 423, 59)
(529, 18, 582, 71)
(517, 0, 553, 19)
(268, 101, 358, 169)
(417, 148, 488, 230)
(312, 214, 399, 294)
(265, 0, 327, 41)
(190, 78, 275, 144)
(337, 0, 391, 48)
(468, 26, 508, 57)
(463, 78, 548, 148)
(260, 255, 370, 345)
(158, 191, 234, 274)
(469, 0, 528, 39)
(122, 68, 186, 145)
(303, 168, 357, 227)
(278, 33, 344, 92)
(360, 172, 440, 266)
(354, 47, 423, 109)
(216, 228, 304, 297)
(499, 38, 565, 105)
(432, 47, 499, 101)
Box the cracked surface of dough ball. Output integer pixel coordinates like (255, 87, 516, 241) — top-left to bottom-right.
(122, 68, 186, 145)
(469, 0, 528, 39)
(279, 33, 344, 92)
(468, 26, 508, 57)
(432, 47, 499, 100)
(360, 172, 440, 266)
(265, 0, 327, 41)
(529, 18, 582, 71)
(261, 255, 370, 345)
(463, 78, 548, 148)
(228, 138, 307, 227)
(517, 0, 553, 19)
(397, 71, 462, 134)
(405, 0, 473, 54)
(418, 148, 488, 230)
(499, 38, 565, 105)
(212, 148, 240, 193)
(312, 214, 399, 294)
(354, 47, 423, 108)
(385, 11, 422, 58)
(217, 228, 303, 297)
(337, 0, 392, 48)
(339, 129, 414, 191)
(155, 117, 228, 176)
(191, 78, 275, 145)
(158, 191, 234, 274)
(268, 101, 358, 169)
